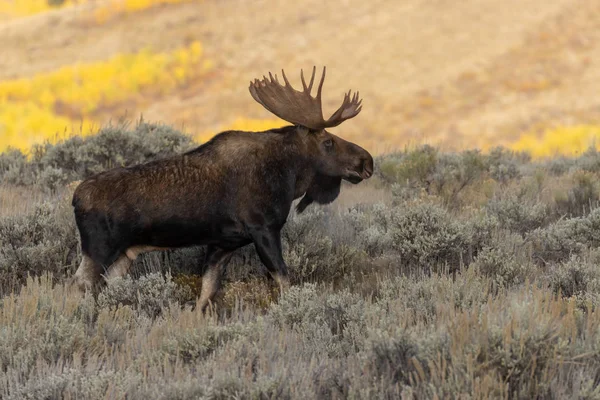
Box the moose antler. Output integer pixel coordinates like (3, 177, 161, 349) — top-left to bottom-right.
(249, 66, 362, 130)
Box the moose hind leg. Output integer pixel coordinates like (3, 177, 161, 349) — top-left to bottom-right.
(104, 254, 133, 281)
(251, 228, 290, 293)
(198, 246, 234, 313)
(71, 254, 103, 292)
(104, 246, 169, 282)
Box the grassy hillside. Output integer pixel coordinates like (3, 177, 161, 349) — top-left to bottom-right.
(2, 0, 600, 155)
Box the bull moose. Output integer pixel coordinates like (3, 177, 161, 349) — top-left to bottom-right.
(70, 66, 374, 311)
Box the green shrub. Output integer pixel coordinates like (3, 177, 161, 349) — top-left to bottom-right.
(389, 202, 470, 271)
(554, 171, 600, 217)
(0, 120, 194, 189)
(470, 231, 533, 288)
(378, 147, 487, 207)
(434, 150, 486, 206)
(548, 253, 600, 306)
(160, 318, 249, 364)
(378, 145, 438, 187)
(97, 273, 190, 319)
(487, 195, 549, 235)
(529, 208, 600, 263)
(268, 283, 367, 357)
(366, 330, 450, 391)
(377, 146, 526, 199)
(575, 146, 600, 173)
(485, 146, 527, 183)
(375, 271, 491, 321)
(0, 202, 77, 294)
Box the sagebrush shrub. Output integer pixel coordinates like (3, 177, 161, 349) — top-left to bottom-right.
(544, 156, 575, 176)
(470, 231, 533, 288)
(529, 207, 600, 263)
(160, 318, 249, 364)
(378, 146, 487, 207)
(0, 148, 37, 186)
(97, 273, 190, 318)
(0, 120, 194, 189)
(268, 283, 367, 357)
(485, 146, 526, 183)
(487, 195, 549, 235)
(389, 202, 470, 270)
(554, 171, 600, 217)
(548, 253, 600, 306)
(375, 270, 491, 321)
(344, 203, 395, 257)
(365, 329, 450, 390)
(574, 146, 600, 173)
(0, 202, 77, 293)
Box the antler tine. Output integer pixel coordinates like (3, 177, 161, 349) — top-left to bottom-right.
(301, 66, 317, 94)
(308, 66, 316, 92)
(316, 66, 326, 100)
(323, 85, 363, 127)
(248, 66, 362, 130)
(281, 69, 291, 87)
(300, 69, 307, 91)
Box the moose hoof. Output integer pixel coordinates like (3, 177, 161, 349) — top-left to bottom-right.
(66, 276, 87, 294)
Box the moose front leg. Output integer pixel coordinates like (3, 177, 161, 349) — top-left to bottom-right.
(198, 245, 234, 313)
(250, 228, 290, 293)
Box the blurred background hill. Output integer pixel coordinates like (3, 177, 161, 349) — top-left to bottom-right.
(1, 0, 600, 156)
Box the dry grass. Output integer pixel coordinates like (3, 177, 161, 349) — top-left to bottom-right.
(0, 185, 49, 217)
(1, 270, 599, 399)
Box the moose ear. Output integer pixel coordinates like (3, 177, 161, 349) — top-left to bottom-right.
(296, 174, 342, 213)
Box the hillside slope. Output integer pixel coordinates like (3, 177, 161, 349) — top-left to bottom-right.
(1, 0, 598, 153)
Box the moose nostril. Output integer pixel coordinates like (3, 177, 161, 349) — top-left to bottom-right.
(362, 160, 373, 178)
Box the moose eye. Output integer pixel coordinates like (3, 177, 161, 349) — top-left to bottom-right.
(323, 139, 334, 149)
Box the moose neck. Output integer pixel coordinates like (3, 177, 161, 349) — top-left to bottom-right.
(278, 126, 322, 200)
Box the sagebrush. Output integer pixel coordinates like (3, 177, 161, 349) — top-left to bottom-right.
(3, 127, 600, 398)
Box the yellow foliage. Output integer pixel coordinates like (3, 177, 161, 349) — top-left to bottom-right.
(0, 102, 95, 151)
(0, 42, 210, 153)
(511, 125, 600, 158)
(93, 0, 197, 24)
(194, 117, 286, 143)
(0, 42, 206, 117)
(225, 117, 287, 133)
(0, 0, 198, 22)
(0, 0, 82, 19)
